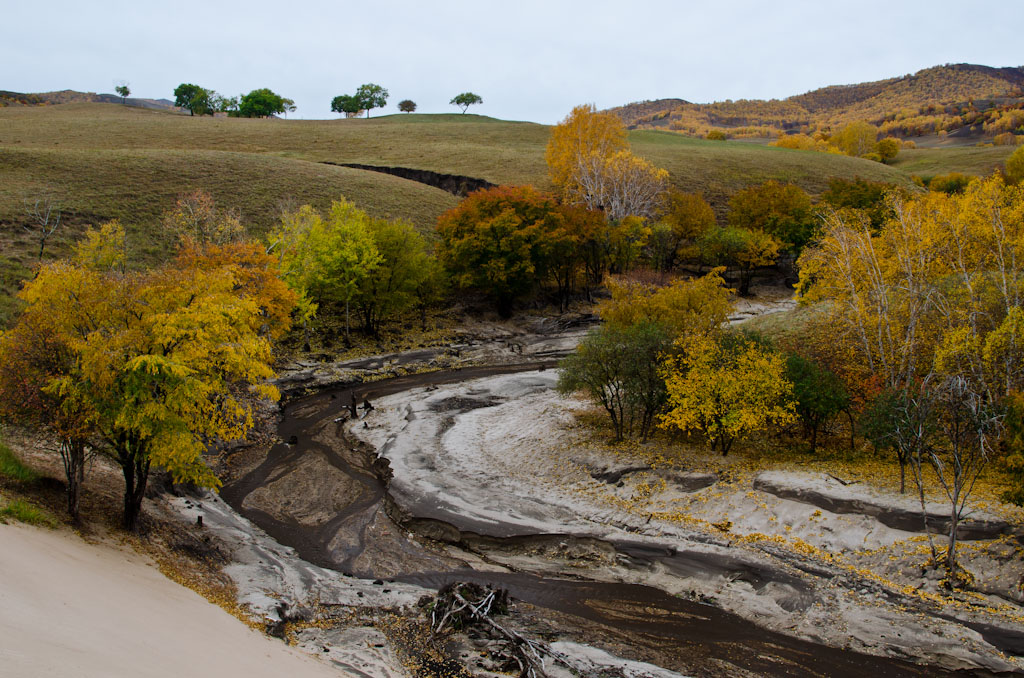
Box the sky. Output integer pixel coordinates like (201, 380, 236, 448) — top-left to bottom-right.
(4, 0, 1023, 124)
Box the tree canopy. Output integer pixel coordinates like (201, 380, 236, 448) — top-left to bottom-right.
(450, 92, 482, 113)
(173, 83, 213, 116)
(237, 88, 295, 118)
(547, 104, 668, 221)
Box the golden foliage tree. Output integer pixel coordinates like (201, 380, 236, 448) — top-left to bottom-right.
(648, 191, 716, 271)
(547, 104, 669, 221)
(1007, 145, 1024, 185)
(660, 332, 796, 454)
(727, 180, 815, 252)
(828, 121, 880, 158)
(598, 269, 733, 339)
(698, 226, 781, 296)
(12, 235, 291, 530)
(798, 175, 1024, 575)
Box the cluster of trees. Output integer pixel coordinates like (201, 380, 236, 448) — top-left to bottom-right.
(270, 199, 443, 345)
(174, 83, 295, 118)
(332, 84, 389, 118)
(795, 175, 1024, 576)
(773, 121, 902, 163)
(557, 173, 1024, 580)
(0, 188, 457, 532)
(621, 66, 1023, 144)
(435, 105, 857, 317)
(558, 273, 836, 454)
(330, 88, 483, 117)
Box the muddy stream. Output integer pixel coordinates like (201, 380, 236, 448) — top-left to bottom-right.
(217, 357, 1000, 678)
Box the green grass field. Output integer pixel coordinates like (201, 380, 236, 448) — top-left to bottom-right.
(888, 145, 1016, 178)
(0, 102, 1005, 326)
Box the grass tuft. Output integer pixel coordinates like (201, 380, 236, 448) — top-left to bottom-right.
(0, 442, 40, 483)
(0, 497, 58, 527)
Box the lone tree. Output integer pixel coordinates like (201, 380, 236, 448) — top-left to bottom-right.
(355, 83, 388, 117)
(114, 82, 130, 104)
(237, 88, 295, 118)
(398, 99, 417, 113)
(450, 92, 482, 113)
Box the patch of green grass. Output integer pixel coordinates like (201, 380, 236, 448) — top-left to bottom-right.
(0, 442, 40, 483)
(0, 497, 58, 527)
(629, 132, 914, 211)
(738, 302, 824, 347)
(889, 145, 1015, 178)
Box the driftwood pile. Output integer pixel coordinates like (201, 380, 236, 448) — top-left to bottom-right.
(426, 583, 554, 678)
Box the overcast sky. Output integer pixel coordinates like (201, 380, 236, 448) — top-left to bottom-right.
(5, 0, 1023, 124)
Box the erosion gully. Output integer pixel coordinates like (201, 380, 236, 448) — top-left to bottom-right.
(221, 364, 983, 678)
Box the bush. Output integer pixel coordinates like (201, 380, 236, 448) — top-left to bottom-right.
(705, 130, 728, 141)
(928, 172, 974, 195)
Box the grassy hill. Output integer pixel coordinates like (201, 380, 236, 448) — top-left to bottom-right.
(611, 63, 1024, 142)
(0, 99, 980, 325)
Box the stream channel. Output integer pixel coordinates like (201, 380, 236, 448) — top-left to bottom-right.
(221, 363, 984, 678)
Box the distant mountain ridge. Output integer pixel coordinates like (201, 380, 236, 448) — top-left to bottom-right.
(0, 89, 178, 111)
(609, 64, 1024, 141)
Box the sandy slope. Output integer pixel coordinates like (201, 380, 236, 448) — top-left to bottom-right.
(0, 523, 345, 678)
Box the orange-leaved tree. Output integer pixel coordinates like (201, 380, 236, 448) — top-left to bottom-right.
(437, 185, 598, 316)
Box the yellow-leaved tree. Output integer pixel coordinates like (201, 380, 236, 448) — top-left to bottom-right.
(660, 332, 796, 455)
(270, 199, 382, 347)
(797, 175, 1024, 577)
(13, 231, 290, 531)
(547, 104, 669, 221)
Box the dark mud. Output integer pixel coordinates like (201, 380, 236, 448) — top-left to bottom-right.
(322, 162, 496, 197)
(753, 476, 1013, 540)
(221, 366, 1011, 678)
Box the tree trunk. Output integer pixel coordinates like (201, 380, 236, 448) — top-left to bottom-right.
(345, 299, 352, 347)
(59, 438, 86, 523)
(738, 268, 752, 296)
(119, 448, 151, 533)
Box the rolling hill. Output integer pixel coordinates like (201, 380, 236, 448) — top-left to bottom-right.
(610, 63, 1024, 142)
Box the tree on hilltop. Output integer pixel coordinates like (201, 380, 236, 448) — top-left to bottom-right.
(450, 92, 482, 113)
(331, 94, 362, 117)
(331, 84, 389, 118)
(174, 83, 213, 116)
(115, 82, 130, 104)
(398, 99, 417, 113)
(236, 88, 295, 118)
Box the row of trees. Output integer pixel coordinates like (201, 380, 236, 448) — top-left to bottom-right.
(773, 120, 903, 163)
(173, 83, 295, 118)
(330, 84, 483, 118)
(432, 105, 876, 317)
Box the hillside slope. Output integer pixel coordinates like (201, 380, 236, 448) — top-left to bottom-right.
(611, 63, 1024, 141)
